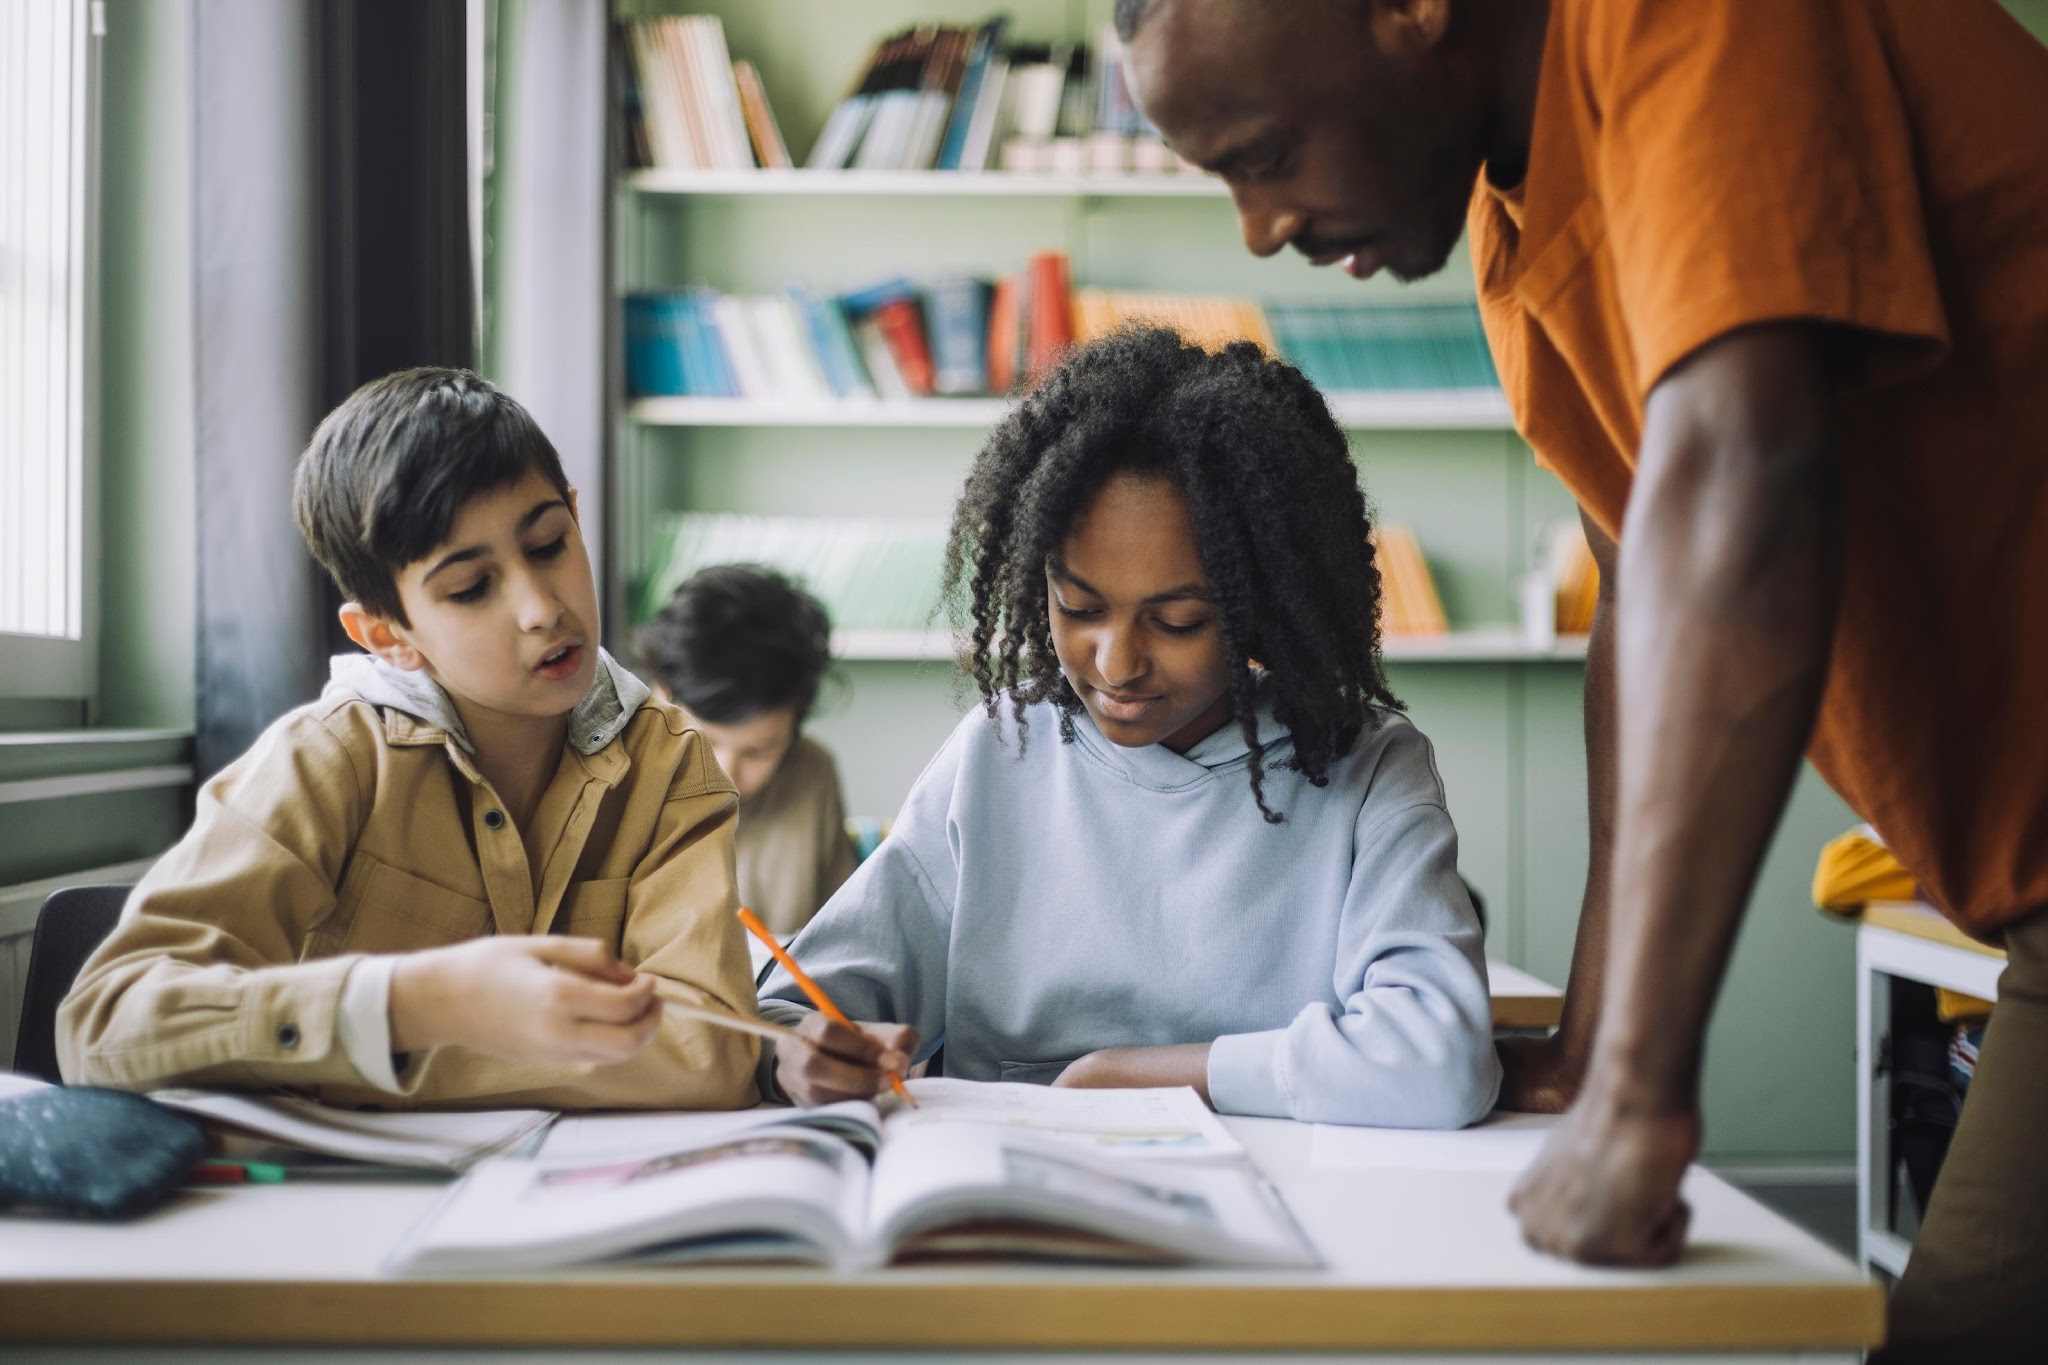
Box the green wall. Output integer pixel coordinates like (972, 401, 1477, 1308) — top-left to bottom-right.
(97, 0, 197, 732)
(611, 0, 1875, 1163)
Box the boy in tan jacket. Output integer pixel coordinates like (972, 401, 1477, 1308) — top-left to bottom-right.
(58, 368, 759, 1110)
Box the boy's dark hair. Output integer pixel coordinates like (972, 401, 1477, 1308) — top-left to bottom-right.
(293, 368, 572, 625)
(635, 565, 834, 725)
(941, 325, 1401, 822)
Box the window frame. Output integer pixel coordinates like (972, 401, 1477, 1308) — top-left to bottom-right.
(0, 0, 102, 703)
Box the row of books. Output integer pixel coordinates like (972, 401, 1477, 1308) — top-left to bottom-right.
(625, 265, 1500, 404)
(617, 14, 1191, 177)
(618, 15, 791, 172)
(635, 513, 1477, 645)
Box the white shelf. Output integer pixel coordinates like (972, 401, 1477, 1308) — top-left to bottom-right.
(625, 168, 1227, 199)
(629, 390, 1513, 432)
(834, 627, 1589, 664)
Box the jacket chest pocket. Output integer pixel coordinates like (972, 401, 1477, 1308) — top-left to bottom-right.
(337, 854, 493, 954)
(555, 877, 630, 950)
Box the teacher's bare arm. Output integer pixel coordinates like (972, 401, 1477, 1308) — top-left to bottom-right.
(1513, 322, 1842, 1264)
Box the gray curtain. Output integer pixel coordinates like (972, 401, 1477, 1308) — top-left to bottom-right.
(486, 0, 610, 607)
(191, 0, 473, 777)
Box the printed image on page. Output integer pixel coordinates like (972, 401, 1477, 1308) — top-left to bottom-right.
(388, 1125, 869, 1275)
(882, 1079, 1244, 1161)
(864, 1122, 1317, 1270)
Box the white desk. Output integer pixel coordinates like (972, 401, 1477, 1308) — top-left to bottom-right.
(1854, 900, 2005, 1279)
(0, 1113, 1879, 1360)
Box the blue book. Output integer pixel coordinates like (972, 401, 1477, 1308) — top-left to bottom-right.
(691, 288, 741, 397)
(623, 294, 685, 397)
(818, 297, 878, 398)
(923, 276, 991, 395)
(671, 296, 702, 397)
(785, 285, 857, 398)
(936, 17, 1008, 171)
(838, 276, 920, 318)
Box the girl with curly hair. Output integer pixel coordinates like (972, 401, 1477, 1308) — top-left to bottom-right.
(760, 326, 1499, 1126)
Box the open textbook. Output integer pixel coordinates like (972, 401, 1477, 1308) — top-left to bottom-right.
(390, 1083, 1310, 1275)
(133, 1078, 1239, 1175)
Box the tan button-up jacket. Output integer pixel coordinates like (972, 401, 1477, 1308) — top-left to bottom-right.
(58, 655, 759, 1111)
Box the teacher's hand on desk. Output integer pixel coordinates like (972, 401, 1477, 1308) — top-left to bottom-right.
(775, 1013, 918, 1107)
(1509, 1076, 1700, 1266)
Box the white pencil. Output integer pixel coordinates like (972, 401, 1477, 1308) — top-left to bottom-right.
(665, 999, 807, 1046)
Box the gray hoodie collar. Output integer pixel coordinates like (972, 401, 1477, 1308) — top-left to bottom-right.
(1067, 674, 1296, 791)
(323, 647, 650, 757)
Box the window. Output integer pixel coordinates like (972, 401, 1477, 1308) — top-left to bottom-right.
(1, 0, 99, 699)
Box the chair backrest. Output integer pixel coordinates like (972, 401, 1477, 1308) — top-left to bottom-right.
(12, 883, 129, 1083)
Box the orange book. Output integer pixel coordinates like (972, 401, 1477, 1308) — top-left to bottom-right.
(1024, 251, 1073, 388)
(987, 275, 1019, 393)
(872, 297, 936, 396)
(732, 60, 792, 169)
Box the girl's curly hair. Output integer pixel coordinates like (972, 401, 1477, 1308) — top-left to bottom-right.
(941, 324, 1402, 822)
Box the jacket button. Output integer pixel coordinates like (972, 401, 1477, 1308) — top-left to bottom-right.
(483, 809, 505, 829)
(277, 1021, 301, 1050)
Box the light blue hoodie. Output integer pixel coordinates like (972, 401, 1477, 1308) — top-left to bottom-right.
(761, 691, 1502, 1128)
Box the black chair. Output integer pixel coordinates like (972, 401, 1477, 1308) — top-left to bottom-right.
(12, 884, 129, 1083)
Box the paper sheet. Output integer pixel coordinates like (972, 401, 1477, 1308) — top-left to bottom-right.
(1309, 1112, 1557, 1173)
(885, 1079, 1245, 1161)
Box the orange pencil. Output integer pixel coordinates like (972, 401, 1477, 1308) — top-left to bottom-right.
(738, 906, 918, 1108)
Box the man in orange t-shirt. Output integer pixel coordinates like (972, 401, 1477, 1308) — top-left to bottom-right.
(1126, 0, 2048, 1356)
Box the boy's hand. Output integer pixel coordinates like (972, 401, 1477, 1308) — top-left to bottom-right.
(775, 1014, 917, 1107)
(389, 937, 663, 1067)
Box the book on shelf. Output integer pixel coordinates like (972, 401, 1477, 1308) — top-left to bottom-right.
(1537, 520, 1601, 634)
(387, 1081, 1314, 1275)
(732, 59, 792, 170)
(625, 269, 1501, 405)
(1372, 526, 1452, 638)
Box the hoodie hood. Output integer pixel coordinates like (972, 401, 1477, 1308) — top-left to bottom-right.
(323, 647, 651, 757)
(1067, 673, 1296, 792)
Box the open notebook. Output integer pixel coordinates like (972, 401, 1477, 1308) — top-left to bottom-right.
(389, 1082, 1308, 1275)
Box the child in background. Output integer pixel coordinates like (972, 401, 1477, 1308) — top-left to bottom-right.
(760, 327, 1500, 1127)
(636, 565, 857, 936)
(59, 369, 758, 1110)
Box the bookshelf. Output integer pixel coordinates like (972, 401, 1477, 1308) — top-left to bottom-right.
(626, 168, 1224, 198)
(834, 627, 1592, 664)
(605, 0, 1591, 970)
(628, 390, 1514, 430)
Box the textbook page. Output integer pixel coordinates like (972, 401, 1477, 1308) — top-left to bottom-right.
(882, 1079, 1245, 1162)
(150, 1090, 553, 1171)
(1308, 1111, 1557, 1173)
(390, 1123, 870, 1274)
(865, 1121, 1317, 1270)
(540, 1100, 884, 1164)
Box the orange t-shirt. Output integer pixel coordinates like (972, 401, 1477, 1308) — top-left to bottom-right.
(1469, 0, 2048, 939)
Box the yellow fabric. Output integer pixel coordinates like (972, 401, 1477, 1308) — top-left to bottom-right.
(1936, 988, 1994, 1025)
(57, 693, 759, 1111)
(1813, 826, 1919, 916)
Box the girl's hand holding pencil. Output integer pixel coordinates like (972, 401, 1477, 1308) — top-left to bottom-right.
(737, 906, 920, 1108)
(777, 1012, 921, 1108)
